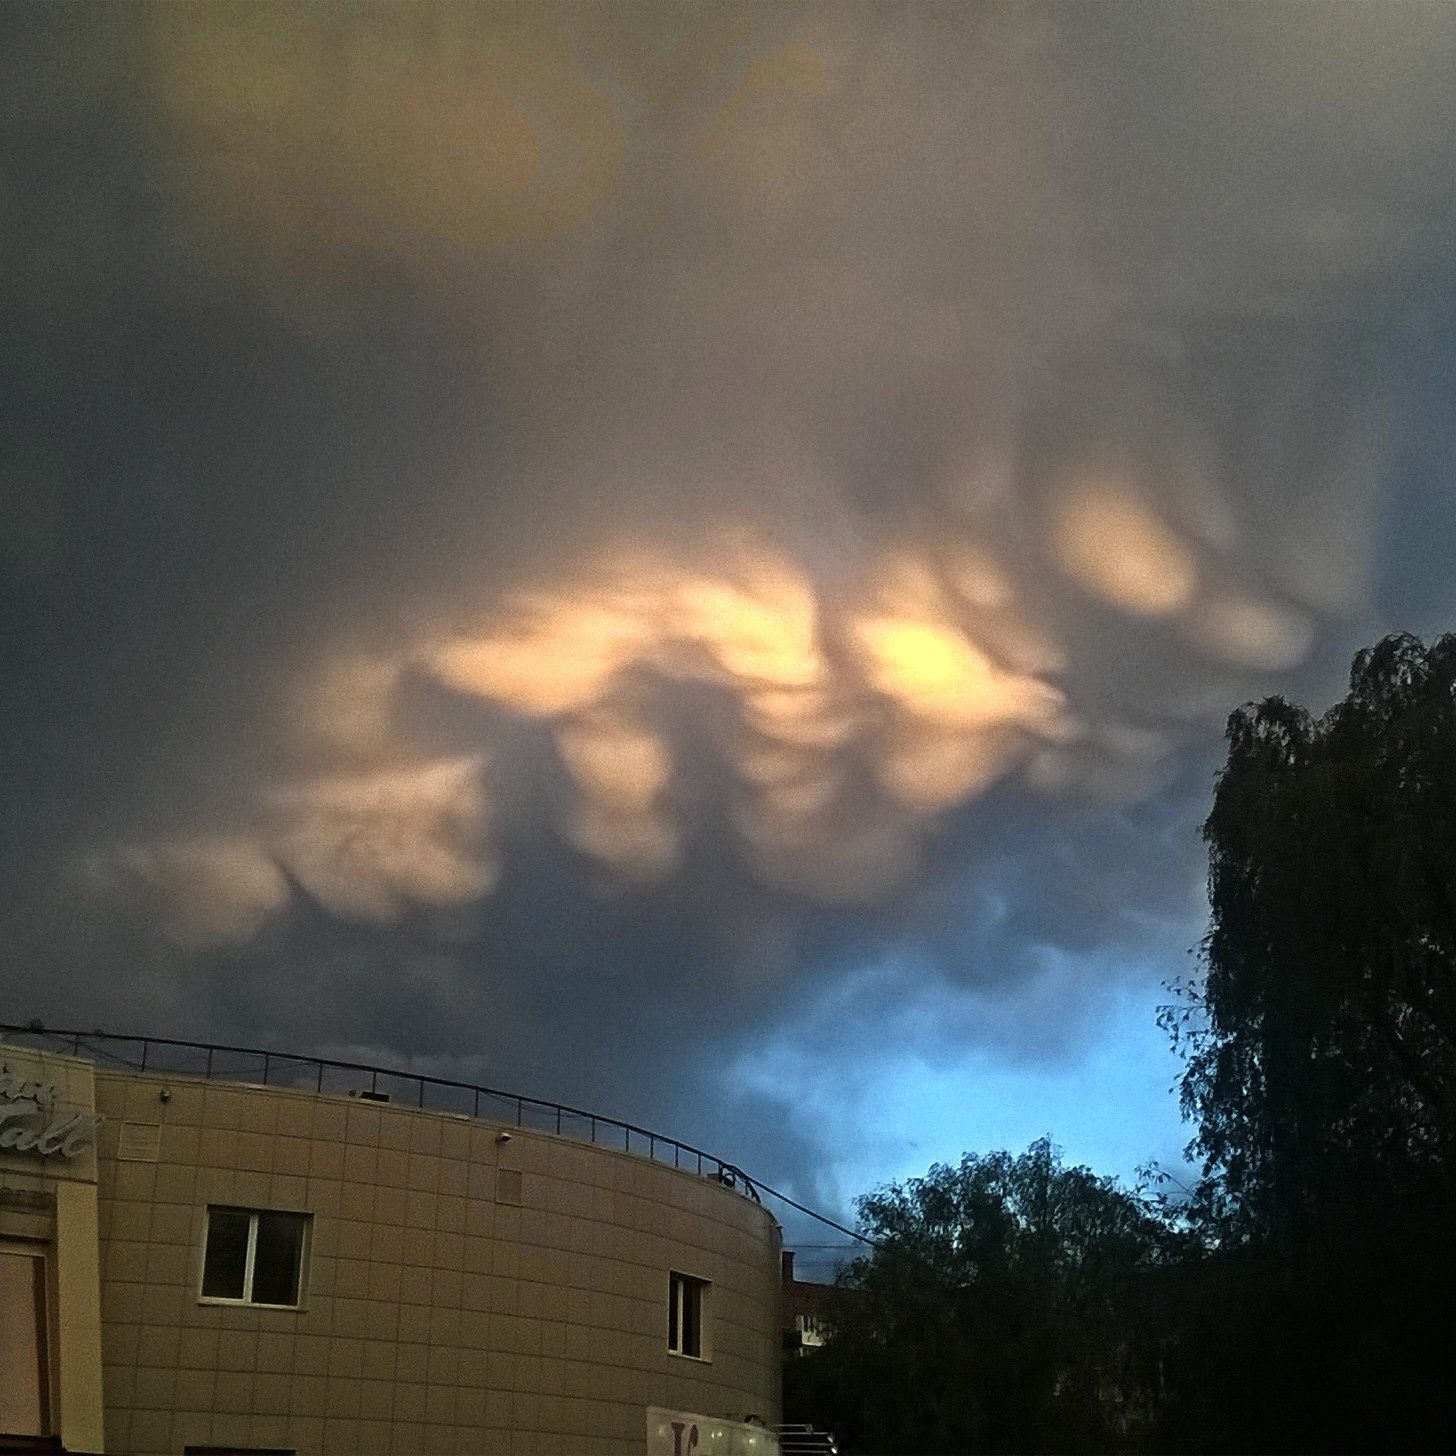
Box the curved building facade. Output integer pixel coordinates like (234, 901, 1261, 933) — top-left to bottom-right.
(0, 1031, 783, 1455)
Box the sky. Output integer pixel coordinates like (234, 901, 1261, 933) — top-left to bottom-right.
(5, 1, 1456, 1257)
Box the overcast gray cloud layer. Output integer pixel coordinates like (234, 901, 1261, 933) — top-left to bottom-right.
(4, 1, 1456, 1209)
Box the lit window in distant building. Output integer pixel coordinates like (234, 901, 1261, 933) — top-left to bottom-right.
(667, 1271, 709, 1359)
(201, 1208, 308, 1307)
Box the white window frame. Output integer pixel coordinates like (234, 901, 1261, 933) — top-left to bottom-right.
(667, 1270, 712, 1361)
(199, 1207, 309, 1309)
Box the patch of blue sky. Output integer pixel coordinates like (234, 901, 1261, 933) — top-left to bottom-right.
(728, 948, 1201, 1256)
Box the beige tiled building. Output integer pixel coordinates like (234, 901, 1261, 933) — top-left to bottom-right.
(0, 1033, 783, 1455)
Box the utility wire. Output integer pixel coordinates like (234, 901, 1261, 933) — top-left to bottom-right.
(745, 1173, 1061, 1311)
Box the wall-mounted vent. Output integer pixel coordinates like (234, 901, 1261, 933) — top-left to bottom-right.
(495, 1168, 524, 1206)
(117, 1122, 162, 1162)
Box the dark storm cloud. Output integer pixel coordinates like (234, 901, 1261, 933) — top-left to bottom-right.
(5, 2, 1456, 1200)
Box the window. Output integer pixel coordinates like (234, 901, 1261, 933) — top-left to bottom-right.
(495, 1168, 524, 1206)
(667, 1271, 710, 1359)
(201, 1208, 308, 1307)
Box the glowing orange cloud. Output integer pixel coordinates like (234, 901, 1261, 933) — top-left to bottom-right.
(409, 530, 1071, 892)
(432, 600, 657, 717)
(1050, 481, 1198, 616)
(92, 494, 1323, 932)
(555, 709, 673, 817)
(84, 757, 491, 944)
(677, 553, 825, 690)
(854, 616, 1040, 729)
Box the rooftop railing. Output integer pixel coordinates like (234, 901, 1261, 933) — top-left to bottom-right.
(0, 1022, 761, 1203)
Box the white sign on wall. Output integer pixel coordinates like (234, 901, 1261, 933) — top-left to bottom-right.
(647, 1408, 780, 1456)
(0, 1062, 105, 1159)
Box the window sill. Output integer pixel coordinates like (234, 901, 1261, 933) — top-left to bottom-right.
(197, 1296, 304, 1311)
(667, 1349, 713, 1364)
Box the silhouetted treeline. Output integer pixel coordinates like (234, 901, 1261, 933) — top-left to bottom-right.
(785, 635, 1456, 1454)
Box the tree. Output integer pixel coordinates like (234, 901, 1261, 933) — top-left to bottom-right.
(1168, 634, 1456, 1451)
(1184, 633, 1456, 1223)
(785, 1140, 1178, 1455)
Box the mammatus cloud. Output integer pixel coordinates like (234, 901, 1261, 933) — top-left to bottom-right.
(371, 530, 1072, 900)
(6, 3, 1456, 1198)
(85, 486, 1336, 934)
(82, 757, 490, 947)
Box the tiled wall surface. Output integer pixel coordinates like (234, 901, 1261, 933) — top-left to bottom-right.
(94, 1071, 782, 1455)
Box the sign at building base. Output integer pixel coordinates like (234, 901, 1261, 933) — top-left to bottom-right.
(647, 1407, 780, 1456)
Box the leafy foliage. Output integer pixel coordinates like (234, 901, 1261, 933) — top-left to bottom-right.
(1166, 633, 1456, 1450)
(786, 1139, 1179, 1454)
(1183, 634, 1456, 1227)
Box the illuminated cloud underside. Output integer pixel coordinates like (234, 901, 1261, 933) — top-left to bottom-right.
(65, 1, 1442, 952)
(87, 491, 1334, 940)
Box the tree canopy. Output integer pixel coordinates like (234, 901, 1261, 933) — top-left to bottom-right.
(1181, 633, 1456, 1245)
(786, 1139, 1178, 1454)
(1162, 633, 1456, 1451)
